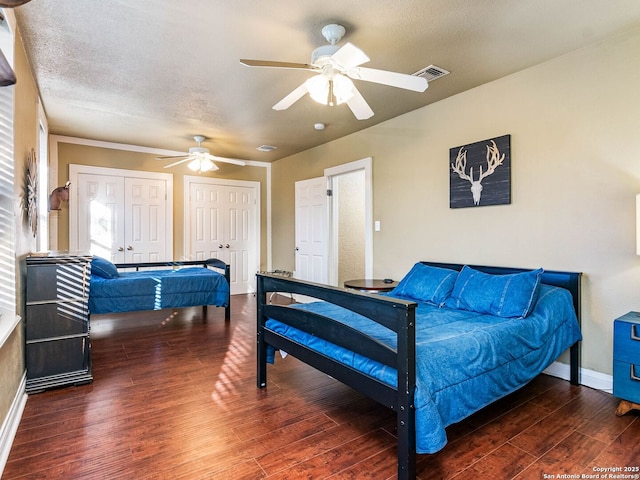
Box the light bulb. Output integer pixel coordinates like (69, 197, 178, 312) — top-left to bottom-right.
(188, 159, 200, 171)
(331, 74, 355, 105)
(200, 158, 218, 172)
(306, 73, 354, 106)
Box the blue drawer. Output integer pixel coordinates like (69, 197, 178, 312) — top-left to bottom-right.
(613, 319, 640, 364)
(613, 360, 640, 404)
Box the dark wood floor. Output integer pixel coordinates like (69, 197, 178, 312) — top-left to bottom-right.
(4, 294, 639, 479)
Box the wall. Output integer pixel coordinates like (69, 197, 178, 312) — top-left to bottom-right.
(54, 141, 269, 267)
(336, 170, 365, 286)
(0, 18, 40, 455)
(271, 28, 640, 378)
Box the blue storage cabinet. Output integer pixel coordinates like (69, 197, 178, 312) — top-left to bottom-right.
(613, 311, 640, 414)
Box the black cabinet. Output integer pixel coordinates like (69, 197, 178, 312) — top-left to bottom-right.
(25, 252, 93, 393)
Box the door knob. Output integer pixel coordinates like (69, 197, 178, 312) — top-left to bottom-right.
(295, 247, 299, 251)
(127, 246, 133, 251)
(118, 247, 124, 252)
(218, 244, 223, 249)
(225, 244, 230, 248)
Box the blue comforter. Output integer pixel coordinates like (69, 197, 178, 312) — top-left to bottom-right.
(265, 284, 581, 454)
(89, 267, 229, 314)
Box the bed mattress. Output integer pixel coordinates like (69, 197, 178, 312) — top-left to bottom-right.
(89, 267, 229, 314)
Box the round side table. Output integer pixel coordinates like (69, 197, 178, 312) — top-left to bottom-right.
(343, 278, 398, 293)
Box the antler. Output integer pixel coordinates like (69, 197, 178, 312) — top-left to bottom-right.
(478, 140, 505, 182)
(451, 147, 473, 183)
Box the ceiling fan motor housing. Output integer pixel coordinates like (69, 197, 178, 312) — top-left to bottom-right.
(189, 146, 209, 155)
(311, 45, 341, 66)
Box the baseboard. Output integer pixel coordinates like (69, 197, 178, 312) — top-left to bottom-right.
(543, 361, 613, 393)
(0, 374, 27, 475)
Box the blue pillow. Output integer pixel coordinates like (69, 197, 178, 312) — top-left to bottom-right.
(445, 265, 543, 318)
(389, 263, 458, 306)
(91, 256, 119, 279)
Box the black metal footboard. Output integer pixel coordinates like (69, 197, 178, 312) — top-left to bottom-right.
(256, 273, 418, 479)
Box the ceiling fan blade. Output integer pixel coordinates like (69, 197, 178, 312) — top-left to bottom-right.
(330, 42, 370, 70)
(240, 59, 318, 71)
(347, 66, 428, 92)
(273, 82, 309, 110)
(155, 154, 187, 161)
(163, 158, 192, 169)
(346, 87, 374, 120)
(206, 154, 246, 166)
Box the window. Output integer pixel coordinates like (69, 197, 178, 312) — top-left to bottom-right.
(0, 10, 15, 345)
(37, 119, 48, 251)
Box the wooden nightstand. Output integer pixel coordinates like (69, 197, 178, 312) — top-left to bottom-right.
(613, 311, 640, 415)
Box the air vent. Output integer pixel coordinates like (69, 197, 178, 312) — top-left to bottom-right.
(412, 65, 450, 82)
(257, 145, 277, 152)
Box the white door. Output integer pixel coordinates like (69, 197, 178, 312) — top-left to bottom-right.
(124, 177, 167, 263)
(71, 165, 173, 263)
(76, 173, 126, 262)
(295, 177, 328, 284)
(187, 179, 257, 295)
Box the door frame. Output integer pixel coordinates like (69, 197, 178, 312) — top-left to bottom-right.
(183, 175, 261, 291)
(68, 164, 174, 255)
(324, 157, 373, 286)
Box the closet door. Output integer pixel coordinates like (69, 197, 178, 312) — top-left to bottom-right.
(187, 179, 257, 295)
(71, 166, 172, 263)
(76, 173, 126, 262)
(124, 177, 167, 263)
(225, 186, 254, 293)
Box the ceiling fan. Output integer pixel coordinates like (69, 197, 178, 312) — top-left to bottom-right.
(156, 135, 246, 173)
(240, 24, 428, 120)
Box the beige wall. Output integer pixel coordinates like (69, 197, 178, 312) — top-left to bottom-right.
(337, 170, 365, 286)
(271, 28, 640, 377)
(0, 21, 40, 441)
(54, 142, 269, 266)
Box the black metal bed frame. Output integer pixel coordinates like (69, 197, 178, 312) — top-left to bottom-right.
(256, 262, 581, 479)
(114, 257, 231, 321)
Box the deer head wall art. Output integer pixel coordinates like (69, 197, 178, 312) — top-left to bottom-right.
(449, 135, 511, 208)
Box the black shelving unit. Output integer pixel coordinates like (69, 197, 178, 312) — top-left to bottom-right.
(25, 251, 93, 393)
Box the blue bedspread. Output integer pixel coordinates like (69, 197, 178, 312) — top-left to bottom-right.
(89, 267, 229, 314)
(265, 284, 581, 454)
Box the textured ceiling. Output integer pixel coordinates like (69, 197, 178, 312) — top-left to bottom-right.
(12, 0, 640, 162)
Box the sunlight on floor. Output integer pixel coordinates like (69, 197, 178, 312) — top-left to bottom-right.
(210, 314, 253, 407)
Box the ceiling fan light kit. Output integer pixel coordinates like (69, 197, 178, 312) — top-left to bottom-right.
(306, 72, 354, 106)
(240, 23, 428, 120)
(156, 135, 246, 172)
(188, 157, 218, 173)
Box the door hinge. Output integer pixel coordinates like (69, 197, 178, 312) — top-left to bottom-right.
(326, 189, 332, 196)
